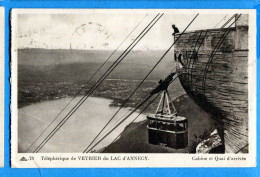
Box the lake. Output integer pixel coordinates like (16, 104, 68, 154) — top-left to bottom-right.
(18, 96, 146, 153)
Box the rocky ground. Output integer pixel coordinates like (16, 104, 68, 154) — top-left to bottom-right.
(103, 94, 217, 153)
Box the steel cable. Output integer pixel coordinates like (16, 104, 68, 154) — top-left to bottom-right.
(83, 13, 199, 152)
(25, 13, 149, 153)
(33, 13, 163, 153)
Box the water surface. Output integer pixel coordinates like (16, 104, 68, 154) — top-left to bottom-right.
(18, 96, 146, 153)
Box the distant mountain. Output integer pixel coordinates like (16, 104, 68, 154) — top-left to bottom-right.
(18, 48, 175, 67)
(18, 48, 176, 83)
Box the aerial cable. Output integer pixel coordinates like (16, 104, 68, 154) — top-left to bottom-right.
(235, 144, 248, 154)
(74, 14, 164, 103)
(97, 75, 179, 153)
(101, 75, 179, 152)
(214, 14, 228, 28)
(97, 68, 177, 140)
(86, 73, 179, 153)
(85, 90, 152, 150)
(203, 15, 239, 90)
(86, 67, 177, 150)
(84, 13, 199, 151)
(96, 67, 177, 140)
(184, 13, 231, 75)
(33, 13, 162, 153)
(188, 15, 233, 75)
(88, 94, 160, 153)
(25, 13, 149, 153)
(188, 30, 208, 86)
(90, 13, 240, 152)
(185, 14, 237, 89)
(186, 30, 204, 74)
(33, 13, 163, 153)
(221, 14, 236, 28)
(84, 13, 199, 152)
(99, 67, 177, 139)
(85, 92, 160, 153)
(202, 14, 241, 90)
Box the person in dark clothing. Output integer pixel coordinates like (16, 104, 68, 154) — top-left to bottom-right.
(172, 24, 179, 36)
(150, 72, 176, 95)
(174, 53, 185, 67)
(177, 53, 185, 66)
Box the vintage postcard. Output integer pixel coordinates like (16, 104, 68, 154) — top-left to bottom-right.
(0, 7, 4, 167)
(11, 9, 256, 168)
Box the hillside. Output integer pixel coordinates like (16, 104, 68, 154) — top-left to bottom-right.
(17, 48, 216, 153)
(18, 48, 182, 108)
(18, 48, 175, 66)
(103, 94, 216, 153)
(18, 49, 175, 84)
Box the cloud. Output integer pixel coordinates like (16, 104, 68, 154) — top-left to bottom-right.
(17, 13, 231, 50)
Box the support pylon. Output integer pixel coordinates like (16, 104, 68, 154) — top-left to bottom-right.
(155, 89, 177, 117)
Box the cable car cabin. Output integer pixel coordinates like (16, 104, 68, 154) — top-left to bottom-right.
(147, 76, 188, 149)
(147, 115, 188, 149)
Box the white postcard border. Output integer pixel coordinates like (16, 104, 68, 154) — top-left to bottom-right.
(11, 8, 257, 168)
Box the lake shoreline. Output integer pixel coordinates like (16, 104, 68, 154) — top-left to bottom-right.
(18, 96, 148, 153)
(18, 79, 172, 113)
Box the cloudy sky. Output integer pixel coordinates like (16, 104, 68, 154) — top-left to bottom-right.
(17, 12, 234, 50)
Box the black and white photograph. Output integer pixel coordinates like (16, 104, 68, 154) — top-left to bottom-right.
(11, 9, 256, 168)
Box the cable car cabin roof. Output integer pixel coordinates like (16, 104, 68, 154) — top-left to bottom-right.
(147, 114, 187, 123)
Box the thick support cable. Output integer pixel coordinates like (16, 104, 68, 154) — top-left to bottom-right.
(99, 70, 178, 140)
(84, 14, 199, 152)
(189, 30, 208, 86)
(25, 14, 148, 153)
(85, 93, 159, 153)
(186, 30, 203, 85)
(89, 76, 178, 153)
(34, 13, 198, 153)
(91, 13, 244, 152)
(97, 69, 176, 143)
(221, 14, 236, 28)
(202, 14, 241, 91)
(33, 13, 163, 153)
(214, 14, 228, 28)
(235, 144, 248, 154)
